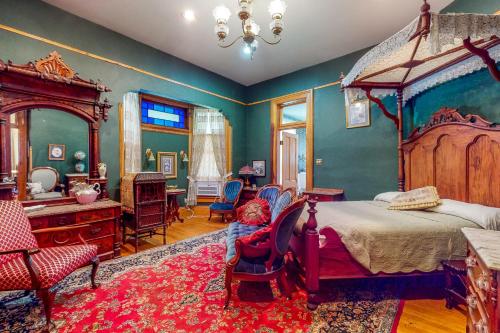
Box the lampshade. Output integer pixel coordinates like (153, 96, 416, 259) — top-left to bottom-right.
(213, 5, 231, 24)
(268, 0, 287, 18)
(238, 165, 255, 175)
(244, 19, 260, 36)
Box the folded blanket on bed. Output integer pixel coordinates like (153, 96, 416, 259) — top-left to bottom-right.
(298, 201, 480, 274)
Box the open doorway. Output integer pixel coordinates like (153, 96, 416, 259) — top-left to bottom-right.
(271, 90, 313, 194)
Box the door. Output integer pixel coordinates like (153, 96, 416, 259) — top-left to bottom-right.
(281, 131, 298, 189)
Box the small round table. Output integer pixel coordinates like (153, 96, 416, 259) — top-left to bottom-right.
(165, 189, 186, 226)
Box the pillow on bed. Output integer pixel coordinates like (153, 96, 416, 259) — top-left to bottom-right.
(388, 186, 441, 210)
(373, 191, 401, 203)
(427, 199, 500, 230)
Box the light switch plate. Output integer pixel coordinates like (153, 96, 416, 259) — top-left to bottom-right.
(315, 158, 323, 166)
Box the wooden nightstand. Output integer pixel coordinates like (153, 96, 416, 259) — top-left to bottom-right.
(462, 228, 500, 333)
(302, 188, 345, 202)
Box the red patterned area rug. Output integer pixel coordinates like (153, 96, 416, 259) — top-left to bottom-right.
(0, 230, 403, 332)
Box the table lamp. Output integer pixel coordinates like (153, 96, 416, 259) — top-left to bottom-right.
(238, 165, 255, 187)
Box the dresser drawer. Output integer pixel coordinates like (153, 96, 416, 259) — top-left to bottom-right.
(30, 217, 49, 230)
(48, 214, 76, 227)
(81, 220, 115, 240)
(88, 236, 114, 255)
(76, 208, 116, 223)
(466, 250, 493, 305)
(35, 228, 82, 247)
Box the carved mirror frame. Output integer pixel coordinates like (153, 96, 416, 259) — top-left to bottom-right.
(0, 51, 112, 202)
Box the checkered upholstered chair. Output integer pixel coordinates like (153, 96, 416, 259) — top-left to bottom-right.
(209, 179, 244, 222)
(256, 184, 282, 211)
(0, 201, 99, 332)
(224, 196, 306, 308)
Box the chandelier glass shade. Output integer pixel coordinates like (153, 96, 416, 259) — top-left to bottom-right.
(213, 0, 287, 58)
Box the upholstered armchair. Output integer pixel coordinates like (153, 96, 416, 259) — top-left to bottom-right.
(209, 179, 244, 222)
(0, 201, 99, 332)
(224, 197, 306, 308)
(28, 167, 65, 200)
(256, 184, 281, 210)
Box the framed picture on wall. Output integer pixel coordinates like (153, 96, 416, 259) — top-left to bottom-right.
(48, 144, 66, 161)
(252, 160, 266, 177)
(157, 152, 177, 179)
(345, 99, 370, 128)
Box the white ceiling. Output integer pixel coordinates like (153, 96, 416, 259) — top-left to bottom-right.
(42, 0, 453, 86)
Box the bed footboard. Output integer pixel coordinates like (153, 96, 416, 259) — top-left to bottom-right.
(304, 199, 320, 309)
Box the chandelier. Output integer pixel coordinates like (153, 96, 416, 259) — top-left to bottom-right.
(213, 0, 287, 58)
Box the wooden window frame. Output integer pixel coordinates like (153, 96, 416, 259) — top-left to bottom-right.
(139, 93, 192, 136)
(270, 90, 314, 191)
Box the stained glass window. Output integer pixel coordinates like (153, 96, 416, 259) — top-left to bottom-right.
(141, 99, 187, 129)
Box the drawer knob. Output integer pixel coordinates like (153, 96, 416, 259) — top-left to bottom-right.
(466, 294, 478, 309)
(474, 319, 489, 333)
(90, 227, 102, 235)
(465, 256, 477, 268)
(476, 274, 490, 292)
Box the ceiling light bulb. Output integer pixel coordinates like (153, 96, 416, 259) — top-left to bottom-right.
(268, 0, 287, 19)
(245, 20, 260, 35)
(213, 5, 231, 24)
(243, 44, 252, 55)
(183, 10, 195, 22)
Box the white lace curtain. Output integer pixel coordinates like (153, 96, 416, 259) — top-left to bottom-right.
(122, 92, 141, 173)
(186, 108, 226, 206)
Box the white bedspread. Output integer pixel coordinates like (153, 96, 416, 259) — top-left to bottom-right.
(298, 201, 480, 274)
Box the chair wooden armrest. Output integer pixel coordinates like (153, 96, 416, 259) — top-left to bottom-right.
(0, 247, 42, 289)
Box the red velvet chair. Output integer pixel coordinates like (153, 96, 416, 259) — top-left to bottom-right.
(224, 197, 306, 308)
(0, 201, 99, 332)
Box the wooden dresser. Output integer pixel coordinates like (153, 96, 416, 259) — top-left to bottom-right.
(462, 228, 500, 333)
(26, 200, 122, 261)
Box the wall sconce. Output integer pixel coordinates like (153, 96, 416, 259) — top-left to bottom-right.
(145, 148, 155, 162)
(180, 150, 189, 163)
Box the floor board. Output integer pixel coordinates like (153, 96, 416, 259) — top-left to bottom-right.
(120, 206, 466, 333)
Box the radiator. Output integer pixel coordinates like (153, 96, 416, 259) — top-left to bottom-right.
(196, 181, 220, 197)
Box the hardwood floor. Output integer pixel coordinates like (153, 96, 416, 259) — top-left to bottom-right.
(120, 205, 466, 333)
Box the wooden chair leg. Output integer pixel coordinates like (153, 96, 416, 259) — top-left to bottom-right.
(278, 269, 291, 299)
(39, 289, 53, 332)
(209, 210, 212, 221)
(224, 266, 233, 309)
(163, 225, 167, 245)
(90, 256, 100, 289)
(135, 232, 139, 253)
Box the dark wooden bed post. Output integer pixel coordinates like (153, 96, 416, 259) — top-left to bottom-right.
(304, 199, 320, 310)
(397, 89, 404, 191)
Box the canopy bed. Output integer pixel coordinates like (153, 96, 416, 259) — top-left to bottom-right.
(0, 52, 121, 261)
(292, 0, 500, 309)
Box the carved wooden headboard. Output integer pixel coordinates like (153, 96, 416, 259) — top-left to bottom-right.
(402, 108, 500, 207)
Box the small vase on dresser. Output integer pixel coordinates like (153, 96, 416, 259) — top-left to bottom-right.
(462, 227, 500, 333)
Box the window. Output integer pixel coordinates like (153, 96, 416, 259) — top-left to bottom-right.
(139, 94, 191, 134)
(281, 101, 307, 125)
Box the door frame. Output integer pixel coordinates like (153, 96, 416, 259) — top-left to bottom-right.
(270, 89, 314, 190)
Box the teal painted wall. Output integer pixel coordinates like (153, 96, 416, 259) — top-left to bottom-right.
(141, 131, 189, 203)
(244, 1, 499, 200)
(0, 0, 247, 200)
(30, 109, 89, 178)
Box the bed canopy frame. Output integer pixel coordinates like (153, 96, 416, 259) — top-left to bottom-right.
(341, 0, 499, 191)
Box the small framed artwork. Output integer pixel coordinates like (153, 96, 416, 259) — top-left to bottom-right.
(252, 160, 266, 177)
(346, 99, 371, 128)
(157, 152, 177, 179)
(48, 144, 66, 161)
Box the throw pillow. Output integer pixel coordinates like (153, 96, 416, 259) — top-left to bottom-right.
(237, 198, 271, 226)
(388, 186, 441, 210)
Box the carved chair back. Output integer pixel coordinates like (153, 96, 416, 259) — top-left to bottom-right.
(270, 189, 293, 223)
(29, 167, 60, 192)
(256, 184, 281, 210)
(0, 201, 38, 265)
(222, 179, 244, 204)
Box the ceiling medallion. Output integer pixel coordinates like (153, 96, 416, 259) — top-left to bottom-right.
(213, 0, 287, 59)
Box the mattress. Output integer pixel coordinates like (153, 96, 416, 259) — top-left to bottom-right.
(297, 200, 480, 274)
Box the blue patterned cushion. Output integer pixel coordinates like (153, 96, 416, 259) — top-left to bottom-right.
(224, 181, 243, 203)
(270, 191, 292, 223)
(225, 222, 264, 262)
(257, 187, 280, 210)
(210, 202, 234, 211)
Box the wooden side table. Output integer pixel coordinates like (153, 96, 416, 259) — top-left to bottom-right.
(166, 189, 186, 226)
(302, 188, 345, 202)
